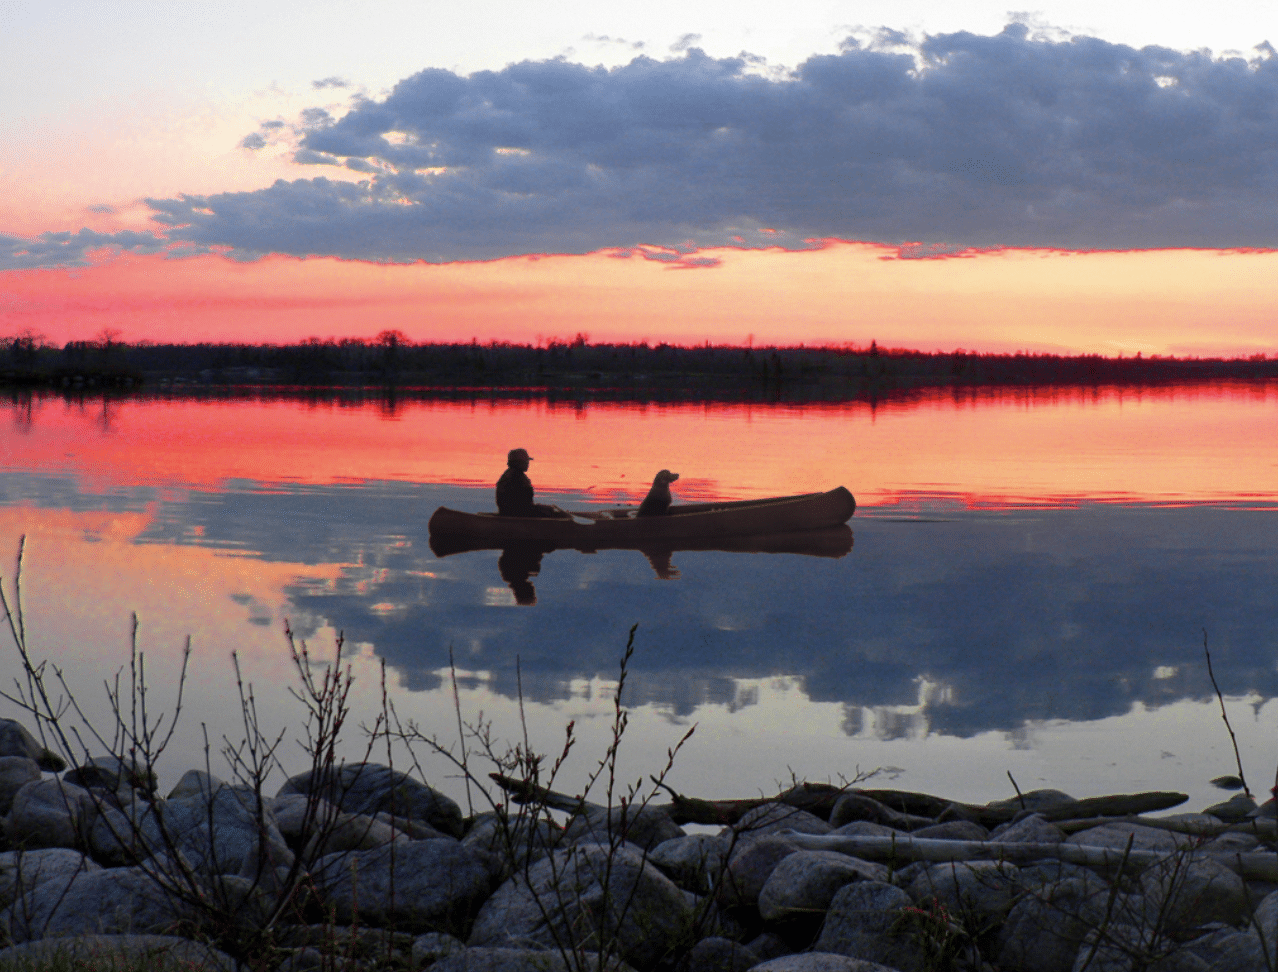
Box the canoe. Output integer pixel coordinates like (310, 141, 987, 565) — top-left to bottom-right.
(428, 486, 855, 548)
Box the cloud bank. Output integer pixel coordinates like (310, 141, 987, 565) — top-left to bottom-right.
(8, 25, 1278, 268)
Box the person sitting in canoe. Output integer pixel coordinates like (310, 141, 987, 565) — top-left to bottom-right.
(496, 448, 569, 518)
(637, 469, 679, 516)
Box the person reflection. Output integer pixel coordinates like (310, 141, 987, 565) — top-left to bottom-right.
(640, 548, 680, 580)
(498, 542, 555, 605)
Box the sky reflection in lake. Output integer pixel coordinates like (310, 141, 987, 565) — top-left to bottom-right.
(1, 386, 1276, 811)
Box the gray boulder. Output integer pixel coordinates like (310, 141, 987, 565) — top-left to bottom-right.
(676, 936, 759, 972)
(992, 812, 1066, 844)
(1137, 855, 1249, 930)
(469, 842, 691, 971)
(731, 802, 833, 841)
(814, 880, 925, 972)
(1070, 923, 1206, 972)
(278, 762, 464, 837)
(830, 821, 904, 838)
(906, 860, 1021, 929)
(0, 848, 100, 912)
(758, 850, 888, 921)
(717, 834, 800, 909)
(1, 864, 197, 942)
(563, 804, 685, 851)
(0, 934, 233, 971)
(649, 834, 728, 893)
(986, 789, 1076, 814)
(92, 778, 294, 879)
(463, 811, 561, 874)
(753, 954, 903, 971)
(1067, 822, 1190, 854)
(4, 778, 96, 850)
(828, 793, 919, 831)
(0, 757, 41, 816)
(997, 875, 1113, 972)
(0, 719, 64, 771)
(64, 755, 158, 795)
(314, 838, 494, 933)
(412, 931, 467, 966)
(910, 820, 988, 841)
(432, 948, 635, 971)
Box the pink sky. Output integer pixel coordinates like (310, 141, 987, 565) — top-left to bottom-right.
(4, 242, 1277, 356)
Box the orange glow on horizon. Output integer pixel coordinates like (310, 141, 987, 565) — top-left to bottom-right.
(3, 242, 1278, 358)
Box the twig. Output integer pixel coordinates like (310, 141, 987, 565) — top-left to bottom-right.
(1007, 771, 1026, 810)
(1203, 629, 1250, 798)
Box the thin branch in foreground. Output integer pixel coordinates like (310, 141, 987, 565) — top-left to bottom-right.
(1203, 628, 1250, 798)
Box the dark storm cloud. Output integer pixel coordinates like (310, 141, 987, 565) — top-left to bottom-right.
(9, 25, 1278, 269)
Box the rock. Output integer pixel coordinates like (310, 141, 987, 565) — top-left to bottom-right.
(273, 923, 417, 956)
(1201, 831, 1260, 854)
(0, 719, 64, 771)
(108, 779, 294, 878)
(906, 860, 1020, 929)
(1066, 822, 1190, 854)
(64, 755, 158, 795)
(813, 880, 925, 972)
(649, 834, 728, 893)
(1070, 923, 1205, 972)
(270, 792, 343, 844)
(758, 850, 889, 921)
(278, 762, 464, 837)
(563, 804, 685, 851)
(746, 931, 793, 961)
(432, 948, 636, 971)
(0, 757, 41, 816)
(469, 842, 691, 970)
(412, 931, 467, 966)
(313, 838, 494, 933)
(910, 820, 988, 841)
(304, 810, 402, 857)
(0, 934, 234, 971)
(991, 812, 1066, 843)
(0, 848, 100, 912)
(275, 946, 328, 972)
(1138, 855, 1249, 930)
(997, 876, 1113, 972)
(1, 864, 197, 942)
(829, 793, 920, 831)
(717, 834, 800, 909)
(986, 789, 1076, 814)
(753, 953, 903, 971)
(676, 936, 759, 972)
(731, 802, 833, 841)
(1203, 793, 1258, 823)
(4, 777, 96, 849)
(462, 812, 561, 874)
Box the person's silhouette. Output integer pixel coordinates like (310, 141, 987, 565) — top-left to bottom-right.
(496, 448, 567, 517)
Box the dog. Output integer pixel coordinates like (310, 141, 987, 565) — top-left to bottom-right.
(637, 469, 680, 516)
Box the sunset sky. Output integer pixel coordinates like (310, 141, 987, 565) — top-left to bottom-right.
(3, 1, 1277, 355)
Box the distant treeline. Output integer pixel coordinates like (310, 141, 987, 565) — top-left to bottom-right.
(3, 330, 1276, 400)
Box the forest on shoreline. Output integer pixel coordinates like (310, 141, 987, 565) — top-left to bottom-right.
(3, 331, 1277, 401)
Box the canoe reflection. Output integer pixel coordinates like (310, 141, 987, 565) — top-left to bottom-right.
(432, 526, 854, 605)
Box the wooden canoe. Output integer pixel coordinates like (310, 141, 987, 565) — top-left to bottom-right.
(428, 486, 855, 548)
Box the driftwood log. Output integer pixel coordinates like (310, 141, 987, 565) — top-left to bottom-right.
(489, 774, 1192, 830)
(782, 832, 1278, 881)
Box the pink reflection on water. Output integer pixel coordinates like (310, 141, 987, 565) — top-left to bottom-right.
(2, 381, 1276, 507)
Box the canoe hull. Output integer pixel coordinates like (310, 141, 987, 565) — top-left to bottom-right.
(428, 486, 855, 548)
(430, 524, 854, 559)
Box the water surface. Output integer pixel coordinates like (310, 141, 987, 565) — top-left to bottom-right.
(2, 385, 1276, 813)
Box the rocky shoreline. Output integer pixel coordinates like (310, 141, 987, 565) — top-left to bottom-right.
(1, 716, 1275, 972)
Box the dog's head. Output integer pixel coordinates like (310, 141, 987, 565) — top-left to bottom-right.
(653, 469, 680, 486)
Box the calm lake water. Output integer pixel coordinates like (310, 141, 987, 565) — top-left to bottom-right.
(2, 384, 1277, 815)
